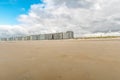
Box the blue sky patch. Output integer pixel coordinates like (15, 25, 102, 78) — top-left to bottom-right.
(0, 0, 43, 25)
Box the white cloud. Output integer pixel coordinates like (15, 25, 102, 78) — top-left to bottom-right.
(0, 25, 28, 38)
(1, 0, 120, 38)
(83, 32, 120, 37)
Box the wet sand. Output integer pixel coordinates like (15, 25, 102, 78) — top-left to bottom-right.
(0, 39, 120, 80)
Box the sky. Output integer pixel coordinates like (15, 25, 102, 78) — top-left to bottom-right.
(0, 0, 120, 38)
(0, 0, 42, 25)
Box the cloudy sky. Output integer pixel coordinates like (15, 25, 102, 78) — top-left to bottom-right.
(0, 0, 120, 37)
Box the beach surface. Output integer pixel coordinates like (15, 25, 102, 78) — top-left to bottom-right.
(0, 39, 120, 80)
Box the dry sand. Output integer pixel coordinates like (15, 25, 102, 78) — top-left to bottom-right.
(0, 39, 120, 80)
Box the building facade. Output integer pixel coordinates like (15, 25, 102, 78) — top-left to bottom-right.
(0, 31, 74, 41)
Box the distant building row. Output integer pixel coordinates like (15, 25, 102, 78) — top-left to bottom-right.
(0, 31, 74, 41)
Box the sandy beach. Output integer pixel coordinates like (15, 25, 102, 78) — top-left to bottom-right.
(0, 39, 120, 80)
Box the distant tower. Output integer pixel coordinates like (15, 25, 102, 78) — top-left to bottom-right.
(66, 31, 74, 39)
(63, 31, 74, 39)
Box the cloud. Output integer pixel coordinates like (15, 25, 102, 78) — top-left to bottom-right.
(1, 0, 120, 38)
(0, 25, 28, 38)
(83, 32, 120, 37)
(44, 0, 95, 9)
(18, 0, 98, 36)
